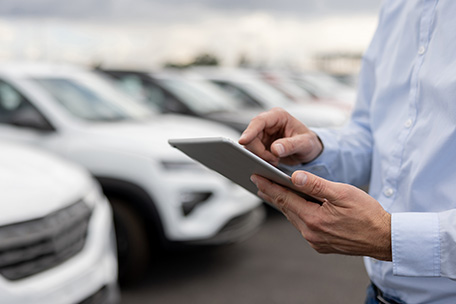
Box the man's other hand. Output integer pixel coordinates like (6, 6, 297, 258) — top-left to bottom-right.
(250, 170, 392, 261)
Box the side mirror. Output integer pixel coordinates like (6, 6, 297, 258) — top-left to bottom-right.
(163, 96, 192, 114)
(10, 106, 55, 132)
(0, 81, 54, 132)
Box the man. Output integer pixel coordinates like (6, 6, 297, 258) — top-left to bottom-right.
(239, 1, 456, 303)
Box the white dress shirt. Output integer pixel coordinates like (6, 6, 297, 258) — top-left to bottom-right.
(300, 0, 456, 302)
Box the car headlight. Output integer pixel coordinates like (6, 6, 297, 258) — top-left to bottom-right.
(83, 183, 105, 209)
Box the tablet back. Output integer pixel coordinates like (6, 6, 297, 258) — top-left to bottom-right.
(168, 136, 320, 204)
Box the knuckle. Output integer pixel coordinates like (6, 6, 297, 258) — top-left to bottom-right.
(308, 178, 326, 197)
(337, 187, 350, 200)
(275, 192, 289, 209)
(305, 215, 322, 232)
(301, 134, 315, 153)
(334, 183, 354, 201)
(287, 137, 299, 152)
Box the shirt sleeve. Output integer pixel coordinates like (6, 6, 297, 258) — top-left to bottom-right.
(438, 210, 456, 278)
(392, 210, 456, 279)
(391, 212, 441, 277)
(294, 51, 378, 188)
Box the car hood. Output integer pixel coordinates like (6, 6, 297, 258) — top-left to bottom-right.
(204, 109, 261, 133)
(205, 104, 349, 131)
(0, 143, 93, 226)
(74, 114, 242, 160)
(282, 103, 349, 128)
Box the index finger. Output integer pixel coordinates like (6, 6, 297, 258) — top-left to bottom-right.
(291, 171, 343, 202)
(238, 108, 286, 145)
(251, 174, 320, 215)
(244, 137, 280, 165)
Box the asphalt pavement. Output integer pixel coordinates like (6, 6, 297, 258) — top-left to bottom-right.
(120, 206, 369, 304)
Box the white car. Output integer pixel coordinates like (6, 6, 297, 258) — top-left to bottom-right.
(291, 71, 357, 112)
(0, 63, 264, 284)
(189, 67, 349, 128)
(0, 142, 118, 304)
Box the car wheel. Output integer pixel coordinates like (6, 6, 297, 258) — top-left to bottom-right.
(110, 196, 151, 286)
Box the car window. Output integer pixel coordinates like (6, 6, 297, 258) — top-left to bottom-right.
(137, 79, 169, 109)
(212, 81, 261, 108)
(239, 79, 292, 108)
(0, 80, 53, 130)
(113, 75, 164, 108)
(158, 78, 242, 114)
(33, 75, 154, 122)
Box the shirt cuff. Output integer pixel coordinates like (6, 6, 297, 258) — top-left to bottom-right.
(290, 128, 340, 179)
(279, 128, 359, 182)
(311, 127, 340, 161)
(392, 212, 440, 277)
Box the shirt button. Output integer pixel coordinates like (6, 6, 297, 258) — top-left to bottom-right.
(418, 46, 426, 55)
(384, 188, 394, 197)
(404, 118, 413, 128)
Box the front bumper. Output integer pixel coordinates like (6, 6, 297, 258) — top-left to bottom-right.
(0, 197, 119, 304)
(77, 283, 119, 304)
(186, 204, 266, 245)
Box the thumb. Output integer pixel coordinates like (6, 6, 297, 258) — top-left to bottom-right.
(291, 171, 341, 202)
(271, 134, 322, 163)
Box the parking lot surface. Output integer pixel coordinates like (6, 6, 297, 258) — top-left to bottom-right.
(120, 207, 369, 304)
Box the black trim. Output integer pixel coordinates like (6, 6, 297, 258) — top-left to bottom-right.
(97, 69, 197, 115)
(94, 176, 165, 244)
(0, 79, 56, 132)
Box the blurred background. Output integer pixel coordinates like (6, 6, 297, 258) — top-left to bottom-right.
(0, 0, 381, 73)
(0, 0, 382, 303)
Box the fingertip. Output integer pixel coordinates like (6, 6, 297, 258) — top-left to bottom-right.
(238, 131, 252, 145)
(292, 171, 308, 186)
(238, 133, 246, 144)
(272, 142, 285, 157)
(250, 174, 258, 185)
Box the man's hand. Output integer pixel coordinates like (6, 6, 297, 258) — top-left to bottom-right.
(250, 170, 392, 261)
(239, 108, 323, 166)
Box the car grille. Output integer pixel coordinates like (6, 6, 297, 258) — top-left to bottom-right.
(0, 199, 92, 280)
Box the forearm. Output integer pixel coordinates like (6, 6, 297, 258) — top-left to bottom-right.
(295, 51, 377, 186)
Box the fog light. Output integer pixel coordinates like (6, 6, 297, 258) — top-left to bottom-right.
(180, 192, 213, 216)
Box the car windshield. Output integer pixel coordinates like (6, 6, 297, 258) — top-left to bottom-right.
(33, 73, 154, 122)
(238, 79, 292, 109)
(300, 74, 351, 97)
(158, 77, 242, 114)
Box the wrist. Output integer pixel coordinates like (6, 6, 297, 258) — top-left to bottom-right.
(302, 133, 324, 164)
(372, 212, 392, 261)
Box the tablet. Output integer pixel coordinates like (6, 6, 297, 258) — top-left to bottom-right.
(168, 136, 321, 204)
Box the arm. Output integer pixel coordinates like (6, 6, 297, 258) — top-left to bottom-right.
(239, 54, 377, 187)
(240, 24, 391, 261)
(299, 55, 377, 187)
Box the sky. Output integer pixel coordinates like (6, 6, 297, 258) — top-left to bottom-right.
(0, 0, 381, 20)
(0, 0, 383, 70)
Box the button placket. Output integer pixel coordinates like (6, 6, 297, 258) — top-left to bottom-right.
(384, 188, 394, 197)
(404, 119, 413, 128)
(418, 46, 426, 55)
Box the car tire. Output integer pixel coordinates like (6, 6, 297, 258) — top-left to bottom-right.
(110, 196, 151, 286)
